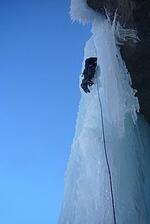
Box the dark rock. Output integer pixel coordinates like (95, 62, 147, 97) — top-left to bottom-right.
(87, 0, 104, 11)
(87, 0, 150, 122)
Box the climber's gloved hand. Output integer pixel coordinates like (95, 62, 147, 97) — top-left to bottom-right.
(87, 80, 94, 86)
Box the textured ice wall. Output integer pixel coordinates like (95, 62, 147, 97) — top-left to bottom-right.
(59, 3, 150, 224)
(92, 18, 139, 135)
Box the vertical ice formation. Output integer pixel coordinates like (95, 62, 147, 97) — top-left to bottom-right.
(59, 3, 150, 224)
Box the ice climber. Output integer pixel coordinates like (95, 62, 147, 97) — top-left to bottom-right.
(81, 57, 97, 93)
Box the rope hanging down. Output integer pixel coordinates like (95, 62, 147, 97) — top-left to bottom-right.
(96, 73, 117, 224)
(134, 121, 145, 152)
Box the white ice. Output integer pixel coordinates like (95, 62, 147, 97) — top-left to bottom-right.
(59, 2, 150, 224)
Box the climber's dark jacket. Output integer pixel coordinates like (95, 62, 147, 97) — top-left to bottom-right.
(81, 57, 97, 93)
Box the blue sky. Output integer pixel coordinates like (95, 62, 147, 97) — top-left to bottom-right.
(0, 0, 90, 223)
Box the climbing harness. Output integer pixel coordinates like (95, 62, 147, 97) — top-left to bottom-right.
(96, 73, 117, 224)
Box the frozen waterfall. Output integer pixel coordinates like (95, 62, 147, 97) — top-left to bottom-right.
(59, 5, 150, 224)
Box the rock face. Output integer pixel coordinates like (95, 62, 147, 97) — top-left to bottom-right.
(87, 0, 150, 122)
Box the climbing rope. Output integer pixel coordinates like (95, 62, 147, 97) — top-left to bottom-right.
(96, 73, 117, 224)
(134, 121, 145, 152)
